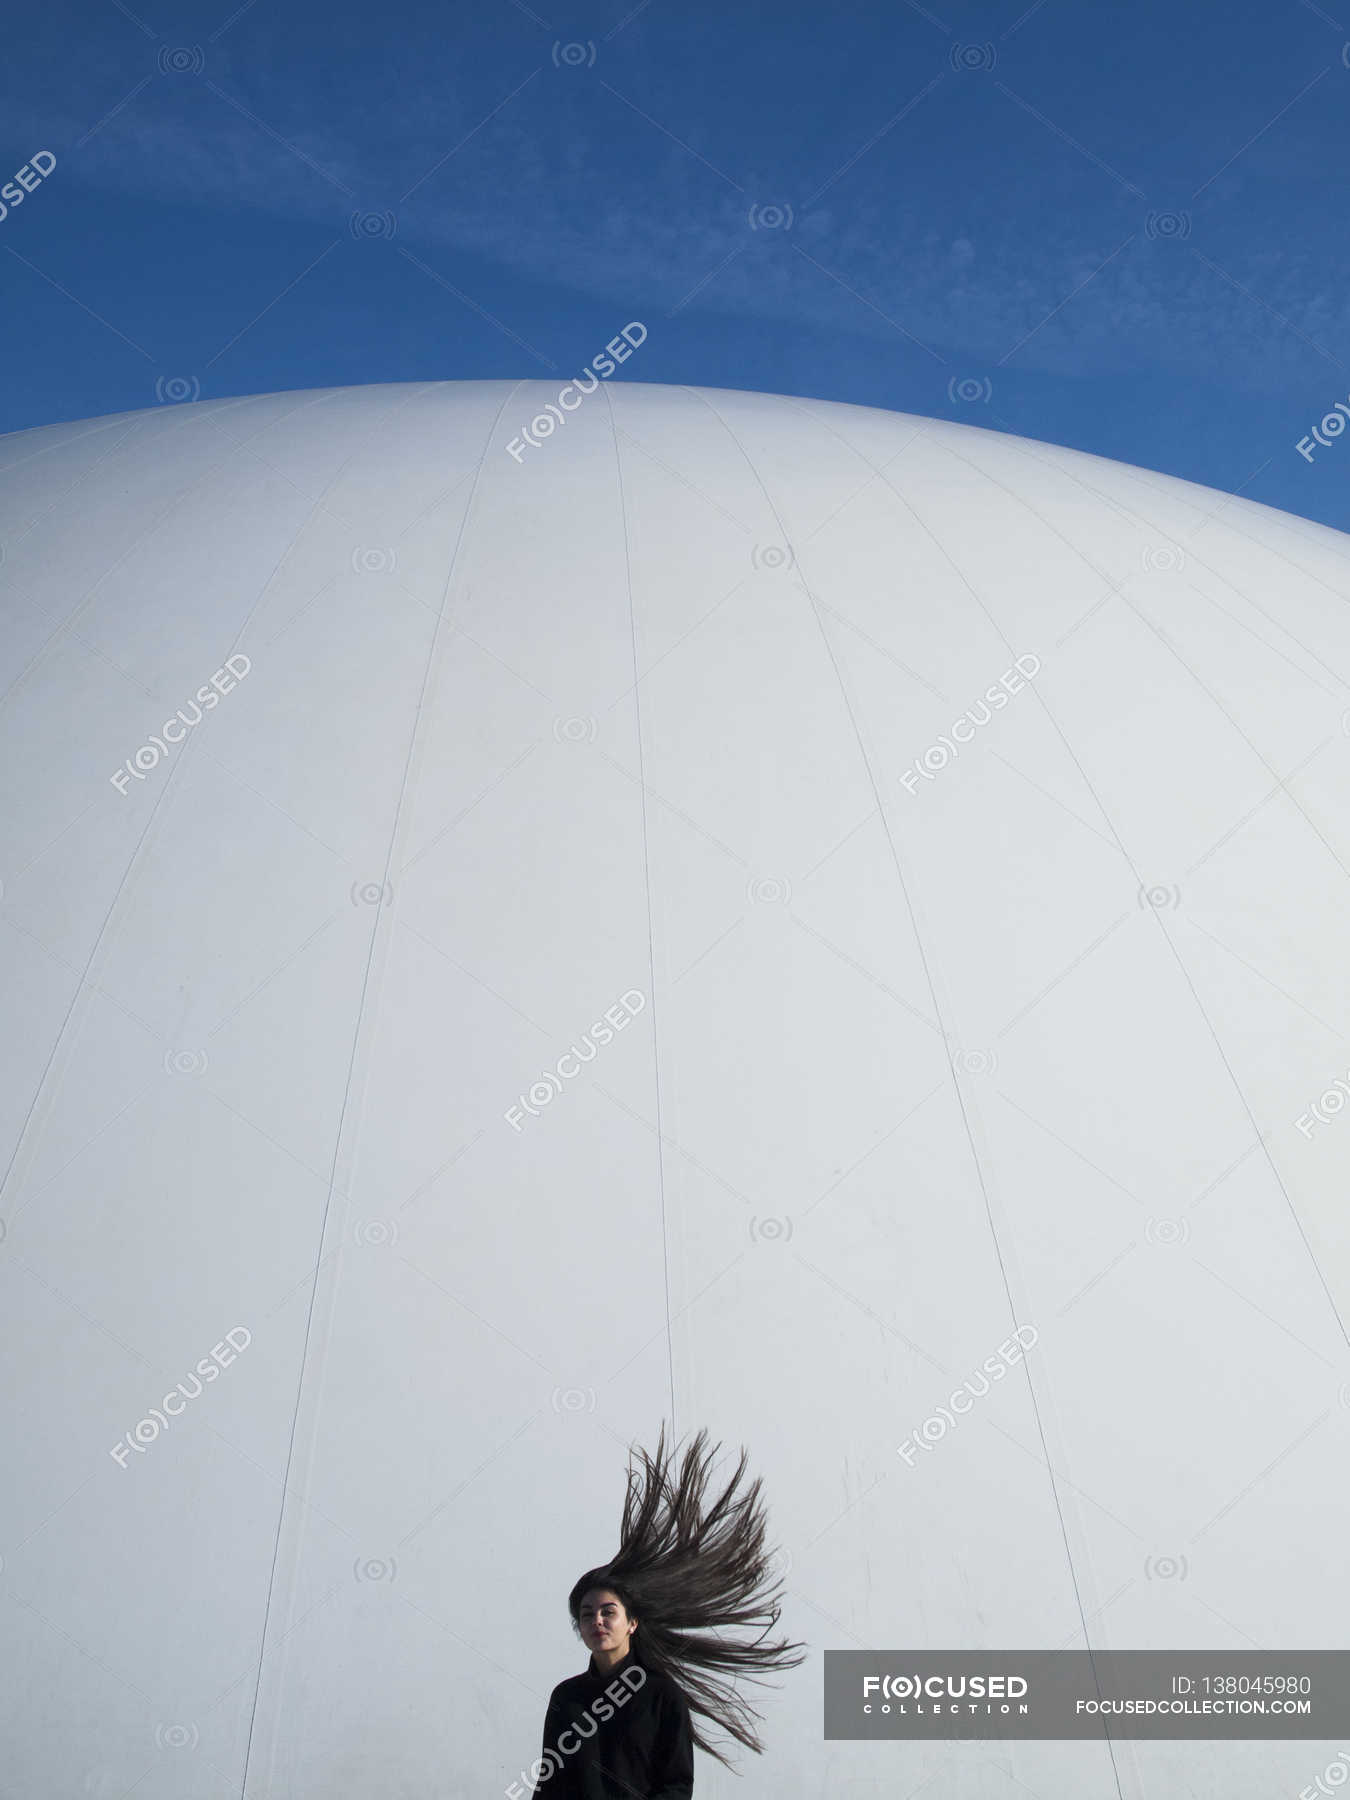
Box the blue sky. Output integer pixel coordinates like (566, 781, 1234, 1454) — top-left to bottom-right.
(2, 0, 1349, 528)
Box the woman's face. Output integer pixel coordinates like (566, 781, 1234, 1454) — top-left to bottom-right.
(578, 1587, 636, 1656)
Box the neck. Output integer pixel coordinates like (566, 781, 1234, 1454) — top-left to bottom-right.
(591, 1641, 632, 1675)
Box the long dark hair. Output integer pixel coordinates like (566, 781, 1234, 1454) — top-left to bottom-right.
(568, 1424, 807, 1769)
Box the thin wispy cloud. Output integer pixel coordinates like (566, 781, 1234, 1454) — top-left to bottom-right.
(0, 0, 1346, 528)
(6, 67, 1345, 397)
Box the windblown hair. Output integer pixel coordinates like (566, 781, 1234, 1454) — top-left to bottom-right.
(568, 1424, 806, 1769)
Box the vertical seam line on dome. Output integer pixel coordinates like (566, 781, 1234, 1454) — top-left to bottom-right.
(678, 383, 1129, 1800)
(902, 425, 1350, 1360)
(236, 377, 532, 1800)
(984, 427, 1350, 697)
(1010, 430, 1350, 624)
(0, 381, 417, 1225)
(600, 378, 679, 1445)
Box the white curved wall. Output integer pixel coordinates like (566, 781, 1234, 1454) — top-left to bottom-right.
(2, 378, 1349, 1800)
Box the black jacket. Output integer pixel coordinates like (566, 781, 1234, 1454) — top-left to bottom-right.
(531, 1645, 694, 1799)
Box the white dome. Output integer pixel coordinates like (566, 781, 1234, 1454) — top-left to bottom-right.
(3, 378, 1349, 1800)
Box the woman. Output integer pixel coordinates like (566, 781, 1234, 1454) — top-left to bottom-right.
(529, 1424, 806, 1797)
